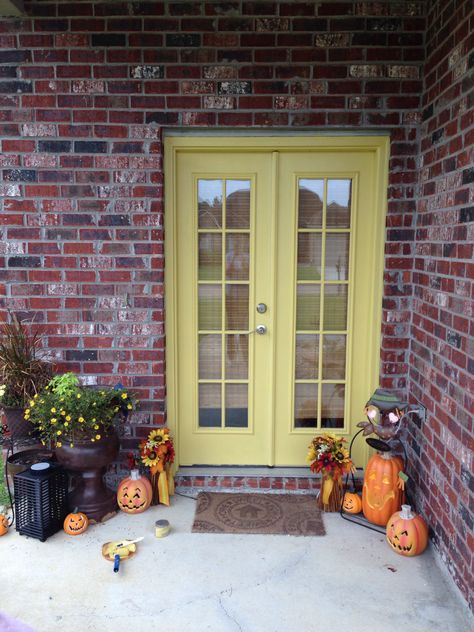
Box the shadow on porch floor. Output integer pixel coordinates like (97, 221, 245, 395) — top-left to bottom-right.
(1, 494, 472, 632)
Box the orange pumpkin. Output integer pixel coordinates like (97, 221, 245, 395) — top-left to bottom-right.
(0, 514, 8, 536)
(342, 491, 362, 514)
(64, 510, 89, 535)
(117, 469, 152, 514)
(386, 505, 428, 557)
(362, 452, 404, 526)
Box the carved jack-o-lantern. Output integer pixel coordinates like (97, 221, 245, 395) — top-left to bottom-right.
(362, 452, 404, 526)
(117, 469, 152, 514)
(63, 510, 89, 535)
(342, 491, 362, 514)
(386, 505, 428, 557)
(0, 514, 8, 536)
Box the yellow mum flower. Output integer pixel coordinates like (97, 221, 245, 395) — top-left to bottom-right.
(34, 394, 39, 399)
(64, 422, 69, 427)
(94, 425, 99, 430)
(69, 443, 74, 448)
(60, 410, 66, 416)
(56, 430, 62, 436)
(95, 434, 101, 440)
(51, 408, 56, 413)
(76, 394, 81, 399)
(127, 404, 133, 410)
(29, 400, 35, 407)
(24, 414, 30, 420)
(56, 441, 62, 448)
(24, 409, 30, 415)
(121, 393, 128, 400)
(51, 418, 57, 424)
(78, 417, 85, 423)
(65, 415, 71, 421)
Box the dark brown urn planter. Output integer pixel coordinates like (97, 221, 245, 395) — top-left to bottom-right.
(55, 430, 120, 523)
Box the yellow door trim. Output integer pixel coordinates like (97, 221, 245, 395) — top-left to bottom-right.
(165, 135, 389, 467)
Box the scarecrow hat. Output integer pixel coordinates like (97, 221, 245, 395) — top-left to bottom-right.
(365, 388, 407, 412)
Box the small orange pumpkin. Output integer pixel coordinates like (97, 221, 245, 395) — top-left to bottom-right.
(342, 491, 362, 514)
(386, 505, 428, 556)
(0, 514, 9, 536)
(362, 452, 404, 526)
(64, 509, 89, 535)
(117, 469, 152, 514)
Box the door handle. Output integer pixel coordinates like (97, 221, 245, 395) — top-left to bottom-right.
(255, 325, 267, 335)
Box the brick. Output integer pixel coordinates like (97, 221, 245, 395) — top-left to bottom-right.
(91, 34, 126, 47)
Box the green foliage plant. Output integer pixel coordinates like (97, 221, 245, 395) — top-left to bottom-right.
(26, 372, 137, 448)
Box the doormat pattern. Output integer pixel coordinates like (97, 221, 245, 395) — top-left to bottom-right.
(192, 492, 325, 536)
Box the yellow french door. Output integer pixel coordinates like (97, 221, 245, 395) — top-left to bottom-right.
(165, 136, 388, 467)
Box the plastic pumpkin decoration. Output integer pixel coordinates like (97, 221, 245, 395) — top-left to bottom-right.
(0, 514, 8, 536)
(117, 469, 152, 514)
(362, 452, 404, 526)
(386, 505, 428, 557)
(63, 509, 89, 535)
(342, 491, 362, 514)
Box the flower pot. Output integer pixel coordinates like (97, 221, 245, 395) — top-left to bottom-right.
(1, 406, 37, 441)
(55, 430, 120, 523)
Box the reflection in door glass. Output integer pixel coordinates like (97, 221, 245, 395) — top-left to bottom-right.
(198, 285, 222, 330)
(226, 180, 250, 229)
(323, 285, 347, 331)
(321, 384, 345, 428)
(225, 384, 248, 428)
(226, 334, 248, 379)
(199, 234, 222, 280)
(297, 233, 322, 280)
(298, 179, 324, 228)
(199, 334, 222, 379)
(322, 334, 346, 379)
(198, 180, 222, 229)
(295, 334, 319, 379)
(294, 383, 318, 428)
(327, 179, 351, 228)
(325, 234, 349, 281)
(199, 384, 221, 428)
(226, 234, 250, 280)
(225, 284, 249, 331)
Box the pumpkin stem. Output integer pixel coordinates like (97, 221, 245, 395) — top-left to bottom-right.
(73, 507, 78, 513)
(130, 469, 140, 480)
(400, 504, 413, 519)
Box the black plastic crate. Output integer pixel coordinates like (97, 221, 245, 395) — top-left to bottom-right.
(14, 463, 69, 542)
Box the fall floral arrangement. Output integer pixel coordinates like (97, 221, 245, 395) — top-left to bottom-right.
(307, 433, 354, 480)
(307, 433, 355, 512)
(138, 427, 175, 505)
(26, 372, 136, 447)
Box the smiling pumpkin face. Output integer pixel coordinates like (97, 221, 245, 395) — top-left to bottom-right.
(342, 491, 362, 514)
(362, 453, 404, 526)
(63, 511, 89, 535)
(386, 505, 428, 557)
(117, 471, 152, 514)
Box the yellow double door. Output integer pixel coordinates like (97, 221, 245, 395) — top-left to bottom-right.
(165, 136, 388, 467)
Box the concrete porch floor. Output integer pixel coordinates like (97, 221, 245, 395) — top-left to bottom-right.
(1, 493, 472, 632)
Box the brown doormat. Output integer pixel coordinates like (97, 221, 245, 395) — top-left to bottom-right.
(192, 492, 325, 536)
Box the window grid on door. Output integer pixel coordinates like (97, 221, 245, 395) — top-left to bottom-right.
(197, 178, 252, 431)
(294, 177, 352, 430)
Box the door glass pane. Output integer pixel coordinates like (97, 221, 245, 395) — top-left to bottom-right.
(226, 234, 249, 280)
(199, 234, 222, 281)
(199, 334, 221, 379)
(296, 284, 320, 330)
(322, 334, 346, 379)
(297, 233, 322, 280)
(321, 384, 345, 428)
(298, 179, 323, 228)
(294, 383, 317, 428)
(226, 334, 248, 379)
(226, 180, 250, 229)
(198, 179, 222, 229)
(327, 179, 351, 228)
(198, 285, 221, 330)
(295, 334, 319, 379)
(199, 384, 221, 428)
(225, 284, 249, 330)
(323, 285, 347, 331)
(225, 384, 248, 428)
(325, 234, 349, 281)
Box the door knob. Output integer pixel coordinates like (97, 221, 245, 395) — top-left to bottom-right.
(255, 325, 267, 335)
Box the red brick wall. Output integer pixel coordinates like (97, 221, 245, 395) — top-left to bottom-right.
(0, 1, 425, 442)
(407, 0, 473, 610)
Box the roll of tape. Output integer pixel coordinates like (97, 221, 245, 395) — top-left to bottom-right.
(155, 519, 170, 538)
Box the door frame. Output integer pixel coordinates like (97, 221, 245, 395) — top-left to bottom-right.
(164, 134, 390, 468)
